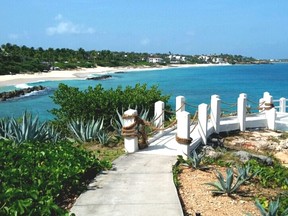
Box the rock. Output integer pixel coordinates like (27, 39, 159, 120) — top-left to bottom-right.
(0, 85, 46, 101)
(274, 152, 288, 166)
(233, 151, 251, 162)
(233, 150, 273, 165)
(201, 145, 223, 159)
(86, 75, 112, 80)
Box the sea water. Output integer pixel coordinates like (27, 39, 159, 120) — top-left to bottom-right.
(0, 63, 288, 121)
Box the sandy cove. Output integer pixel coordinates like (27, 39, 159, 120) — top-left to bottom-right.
(0, 63, 230, 87)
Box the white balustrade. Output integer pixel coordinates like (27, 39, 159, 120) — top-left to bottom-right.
(198, 103, 208, 144)
(210, 95, 221, 133)
(237, 93, 247, 131)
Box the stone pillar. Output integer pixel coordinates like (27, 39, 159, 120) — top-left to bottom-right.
(210, 95, 221, 133)
(279, 97, 286, 113)
(176, 111, 191, 157)
(176, 96, 185, 120)
(122, 109, 138, 153)
(198, 103, 208, 145)
(237, 93, 247, 131)
(154, 101, 165, 133)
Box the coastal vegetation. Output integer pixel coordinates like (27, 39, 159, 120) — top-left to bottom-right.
(0, 43, 261, 75)
(0, 83, 170, 215)
(50, 83, 171, 132)
(175, 132, 288, 215)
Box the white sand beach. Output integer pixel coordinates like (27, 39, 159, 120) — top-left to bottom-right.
(0, 63, 229, 87)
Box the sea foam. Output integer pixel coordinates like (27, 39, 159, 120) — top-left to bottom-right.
(15, 83, 33, 89)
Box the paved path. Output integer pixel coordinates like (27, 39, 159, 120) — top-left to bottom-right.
(70, 152, 183, 216)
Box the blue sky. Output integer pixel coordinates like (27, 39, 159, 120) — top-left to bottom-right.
(1, 0, 287, 59)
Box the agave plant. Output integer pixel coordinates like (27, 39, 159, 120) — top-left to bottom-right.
(46, 125, 63, 144)
(205, 168, 246, 196)
(68, 118, 103, 143)
(189, 150, 204, 169)
(97, 131, 112, 146)
(110, 109, 124, 137)
(0, 117, 12, 139)
(1, 112, 50, 144)
(255, 198, 288, 216)
(236, 164, 259, 182)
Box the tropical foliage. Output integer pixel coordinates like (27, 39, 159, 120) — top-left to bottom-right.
(255, 198, 288, 216)
(68, 118, 103, 143)
(50, 83, 171, 130)
(0, 112, 62, 144)
(0, 43, 260, 75)
(205, 168, 246, 196)
(0, 140, 111, 215)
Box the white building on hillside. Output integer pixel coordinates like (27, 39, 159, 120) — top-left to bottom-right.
(148, 57, 163, 63)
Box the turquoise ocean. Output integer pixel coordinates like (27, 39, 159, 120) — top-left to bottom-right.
(0, 63, 288, 121)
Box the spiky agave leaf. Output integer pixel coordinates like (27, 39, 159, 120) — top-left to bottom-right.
(206, 168, 245, 196)
(225, 168, 234, 193)
(236, 164, 259, 182)
(0, 117, 12, 139)
(2, 112, 49, 144)
(68, 118, 104, 143)
(268, 199, 279, 216)
(255, 199, 269, 216)
(205, 182, 226, 195)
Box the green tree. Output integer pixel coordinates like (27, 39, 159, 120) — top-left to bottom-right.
(50, 83, 171, 130)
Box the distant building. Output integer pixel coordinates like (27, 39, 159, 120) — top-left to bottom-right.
(198, 55, 210, 62)
(168, 55, 186, 64)
(148, 57, 163, 63)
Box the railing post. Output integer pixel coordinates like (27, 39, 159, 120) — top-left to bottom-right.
(176, 111, 191, 157)
(154, 101, 165, 133)
(210, 95, 221, 133)
(198, 103, 208, 145)
(266, 108, 276, 130)
(279, 97, 286, 113)
(263, 92, 274, 110)
(176, 96, 185, 120)
(122, 109, 138, 153)
(262, 92, 276, 130)
(237, 93, 247, 131)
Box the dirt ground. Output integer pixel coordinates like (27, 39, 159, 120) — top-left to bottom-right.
(177, 129, 288, 216)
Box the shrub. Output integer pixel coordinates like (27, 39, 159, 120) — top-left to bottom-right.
(246, 159, 288, 188)
(50, 83, 171, 131)
(0, 140, 110, 215)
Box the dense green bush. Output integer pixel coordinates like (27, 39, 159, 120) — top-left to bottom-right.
(50, 83, 171, 130)
(0, 140, 110, 215)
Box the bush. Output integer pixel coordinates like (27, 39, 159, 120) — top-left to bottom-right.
(50, 83, 171, 130)
(0, 140, 110, 215)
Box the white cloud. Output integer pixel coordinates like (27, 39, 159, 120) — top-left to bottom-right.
(46, 15, 95, 36)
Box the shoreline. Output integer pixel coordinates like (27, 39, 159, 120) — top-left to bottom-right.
(0, 63, 230, 87)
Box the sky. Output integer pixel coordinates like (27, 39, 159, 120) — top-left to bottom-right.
(1, 0, 288, 59)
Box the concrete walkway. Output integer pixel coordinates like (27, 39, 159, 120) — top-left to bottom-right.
(70, 152, 183, 216)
